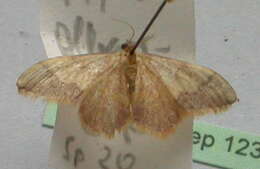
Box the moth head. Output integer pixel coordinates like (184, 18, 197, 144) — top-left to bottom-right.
(121, 41, 135, 53)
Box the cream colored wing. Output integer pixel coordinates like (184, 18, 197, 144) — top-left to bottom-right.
(132, 53, 238, 137)
(17, 52, 131, 137)
(17, 53, 122, 104)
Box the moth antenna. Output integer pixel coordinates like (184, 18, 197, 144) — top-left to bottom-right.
(130, 0, 169, 55)
(142, 34, 155, 44)
(111, 18, 135, 42)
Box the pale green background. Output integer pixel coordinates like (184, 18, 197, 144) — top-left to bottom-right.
(0, 0, 259, 169)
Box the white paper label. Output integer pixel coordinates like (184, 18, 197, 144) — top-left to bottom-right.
(40, 0, 196, 168)
(50, 105, 193, 169)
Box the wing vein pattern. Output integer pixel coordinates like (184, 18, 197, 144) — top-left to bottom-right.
(131, 53, 237, 137)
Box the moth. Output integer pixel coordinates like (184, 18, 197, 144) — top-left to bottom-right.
(16, 0, 238, 138)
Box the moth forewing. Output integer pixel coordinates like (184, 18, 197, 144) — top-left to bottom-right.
(16, 53, 122, 104)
